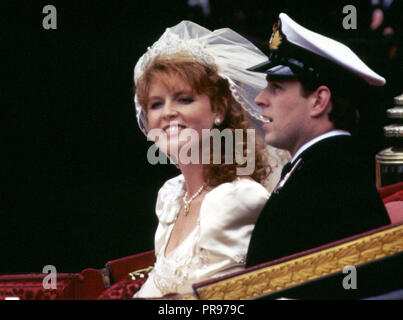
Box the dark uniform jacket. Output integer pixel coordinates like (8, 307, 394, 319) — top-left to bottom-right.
(246, 135, 391, 267)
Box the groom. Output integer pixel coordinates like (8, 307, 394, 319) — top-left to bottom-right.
(246, 13, 391, 267)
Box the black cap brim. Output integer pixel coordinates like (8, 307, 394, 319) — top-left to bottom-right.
(248, 60, 299, 79)
(266, 65, 298, 78)
(247, 59, 272, 73)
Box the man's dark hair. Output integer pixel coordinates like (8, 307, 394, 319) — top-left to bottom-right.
(296, 65, 367, 134)
(299, 79, 360, 134)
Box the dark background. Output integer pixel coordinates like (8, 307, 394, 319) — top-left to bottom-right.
(1, 0, 402, 273)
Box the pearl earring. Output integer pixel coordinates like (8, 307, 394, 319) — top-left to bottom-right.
(214, 118, 221, 126)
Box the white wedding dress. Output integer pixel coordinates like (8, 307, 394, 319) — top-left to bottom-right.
(134, 174, 269, 298)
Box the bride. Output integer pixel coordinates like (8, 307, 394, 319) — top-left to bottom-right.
(133, 20, 289, 297)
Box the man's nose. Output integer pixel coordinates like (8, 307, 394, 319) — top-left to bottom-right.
(254, 89, 270, 108)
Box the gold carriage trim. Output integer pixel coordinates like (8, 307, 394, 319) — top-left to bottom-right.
(193, 223, 403, 300)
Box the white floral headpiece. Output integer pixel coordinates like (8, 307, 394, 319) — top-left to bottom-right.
(133, 20, 269, 136)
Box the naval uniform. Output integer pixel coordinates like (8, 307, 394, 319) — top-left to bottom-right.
(246, 133, 391, 267)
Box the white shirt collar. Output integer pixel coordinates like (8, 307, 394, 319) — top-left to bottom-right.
(291, 130, 351, 164)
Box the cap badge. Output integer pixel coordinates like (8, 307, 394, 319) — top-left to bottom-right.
(269, 21, 282, 51)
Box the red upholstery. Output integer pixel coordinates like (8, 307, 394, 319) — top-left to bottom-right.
(78, 268, 107, 299)
(378, 181, 403, 200)
(379, 182, 403, 224)
(0, 273, 79, 300)
(0, 268, 105, 300)
(106, 250, 155, 283)
(0, 251, 156, 299)
(97, 250, 155, 299)
(385, 201, 403, 224)
(97, 277, 148, 299)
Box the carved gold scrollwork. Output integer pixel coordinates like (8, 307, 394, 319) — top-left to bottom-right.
(194, 224, 403, 300)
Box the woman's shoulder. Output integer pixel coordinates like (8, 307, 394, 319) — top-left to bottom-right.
(155, 174, 185, 224)
(198, 178, 268, 252)
(202, 178, 269, 216)
(207, 177, 269, 202)
(159, 174, 185, 191)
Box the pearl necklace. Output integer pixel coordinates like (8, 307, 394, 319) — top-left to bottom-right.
(183, 185, 205, 216)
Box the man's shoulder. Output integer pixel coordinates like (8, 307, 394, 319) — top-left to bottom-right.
(302, 135, 354, 158)
(270, 135, 377, 207)
(299, 135, 367, 172)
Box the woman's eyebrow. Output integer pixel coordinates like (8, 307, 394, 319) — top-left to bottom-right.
(148, 95, 161, 101)
(148, 89, 193, 101)
(172, 90, 193, 99)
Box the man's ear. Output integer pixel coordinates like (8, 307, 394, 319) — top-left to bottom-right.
(310, 85, 331, 118)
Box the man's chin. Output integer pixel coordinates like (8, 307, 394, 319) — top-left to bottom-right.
(264, 135, 276, 146)
(264, 135, 284, 150)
